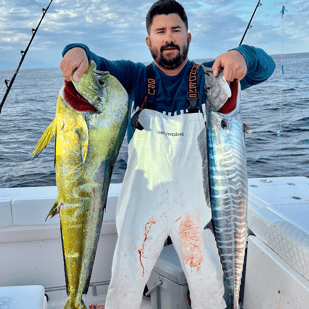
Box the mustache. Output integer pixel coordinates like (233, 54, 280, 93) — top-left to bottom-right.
(160, 42, 180, 53)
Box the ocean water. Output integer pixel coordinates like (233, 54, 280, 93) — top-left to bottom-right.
(0, 52, 308, 188)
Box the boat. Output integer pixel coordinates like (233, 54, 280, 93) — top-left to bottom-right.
(1, 176, 309, 308)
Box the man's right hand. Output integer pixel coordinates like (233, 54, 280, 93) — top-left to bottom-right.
(60, 47, 88, 82)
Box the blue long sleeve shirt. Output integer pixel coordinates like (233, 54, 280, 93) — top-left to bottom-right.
(62, 44, 275, 143)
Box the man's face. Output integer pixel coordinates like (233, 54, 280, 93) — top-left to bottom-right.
(146, 13, 191, 70)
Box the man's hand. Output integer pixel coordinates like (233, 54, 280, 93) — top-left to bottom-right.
(60, 47, 88, 82)
(212, 50, 247, 82)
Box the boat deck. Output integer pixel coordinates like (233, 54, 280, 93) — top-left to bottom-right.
(1, 177, 309, 308)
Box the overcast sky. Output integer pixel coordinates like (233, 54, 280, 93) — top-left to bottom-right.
(0, 0, 308, 70)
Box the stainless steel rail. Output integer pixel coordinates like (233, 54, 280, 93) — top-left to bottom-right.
(45, 280, 110, 297)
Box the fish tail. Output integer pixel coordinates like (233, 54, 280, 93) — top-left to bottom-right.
(61, 222, 87, 309)
(30, 119, 56, 159)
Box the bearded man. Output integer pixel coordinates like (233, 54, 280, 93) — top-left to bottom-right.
(60, 1, 275, 308)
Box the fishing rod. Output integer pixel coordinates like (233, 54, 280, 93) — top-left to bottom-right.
(0, 0, 54, 114)
(239, 0, 262, 46)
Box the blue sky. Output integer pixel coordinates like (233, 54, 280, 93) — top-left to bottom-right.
(0, 0, 308, 70)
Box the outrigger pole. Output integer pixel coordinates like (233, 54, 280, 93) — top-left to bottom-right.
(239, 0, 262, 46)
(0, 0, 54, 114)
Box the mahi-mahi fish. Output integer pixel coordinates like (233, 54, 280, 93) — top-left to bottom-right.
(198, 67, 248, 309)
(31, 60, 128, 309)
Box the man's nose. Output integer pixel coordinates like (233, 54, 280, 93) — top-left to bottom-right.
(164, 30, 174, 43)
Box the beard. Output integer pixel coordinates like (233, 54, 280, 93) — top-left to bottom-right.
(149, 38, 190, 70)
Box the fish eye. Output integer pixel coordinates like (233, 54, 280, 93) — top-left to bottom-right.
(221, 119, 227, 129)
(94, 75, 104, 86)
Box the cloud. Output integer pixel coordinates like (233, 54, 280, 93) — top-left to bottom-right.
(0, 0, 308, 70)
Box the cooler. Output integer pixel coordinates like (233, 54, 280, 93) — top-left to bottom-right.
(0, 285, 47, 309)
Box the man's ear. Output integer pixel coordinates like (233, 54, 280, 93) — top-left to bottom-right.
(145, 36, 150, 49)
(188, 32, 192, 44)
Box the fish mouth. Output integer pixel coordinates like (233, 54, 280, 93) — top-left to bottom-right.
(63, 81, 98, 113)
(93, 69, 108, 80)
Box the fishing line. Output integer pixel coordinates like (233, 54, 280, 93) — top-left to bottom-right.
(277, 1, 286, 175)
(278, 2, 286, 136)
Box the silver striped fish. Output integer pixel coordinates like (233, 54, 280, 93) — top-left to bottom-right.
(198, 66, 248, 309)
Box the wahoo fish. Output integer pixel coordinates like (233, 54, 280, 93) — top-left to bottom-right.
(31, 60, 128, 309)
(198, 67, 248, 309)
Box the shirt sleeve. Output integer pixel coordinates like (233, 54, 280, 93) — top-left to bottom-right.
(201, 44, 276, 90)
(233, 44, 276, 90)
(62, 43, 137, 92)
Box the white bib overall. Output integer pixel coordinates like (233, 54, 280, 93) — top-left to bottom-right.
(105, 109, 226, 309)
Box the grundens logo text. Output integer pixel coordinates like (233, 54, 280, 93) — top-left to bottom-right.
(157, 131, 184, 137)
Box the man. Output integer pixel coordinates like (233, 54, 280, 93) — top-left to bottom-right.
(60, 1, 275, 308)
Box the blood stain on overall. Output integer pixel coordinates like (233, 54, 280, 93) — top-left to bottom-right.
(179, 215, 203, 271)
(138, 219, 156, 276)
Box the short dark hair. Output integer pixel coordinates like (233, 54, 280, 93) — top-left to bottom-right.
(146, 0, 188, 34)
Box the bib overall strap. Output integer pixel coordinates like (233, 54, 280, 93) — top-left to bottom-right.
(131, 63, 157, 130)
(145, 63, 156, 106)
(187, 63, 200, 113)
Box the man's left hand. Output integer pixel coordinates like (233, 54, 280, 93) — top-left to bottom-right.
(212, 50, 247, 82)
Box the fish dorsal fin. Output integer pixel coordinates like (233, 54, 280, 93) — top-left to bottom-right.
(204, 219, 215, 235)
(243, 121, 251, 134)
(242, 121, 251, 140)
(30, 119, 56, 159)
(46, 200, 61, 220)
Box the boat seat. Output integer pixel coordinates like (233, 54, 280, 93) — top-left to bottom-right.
(0, 285, 46, 309)
(248, 177, 309, 281)
(0, 184, 121, 228)
(0, 186, 58, 227)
